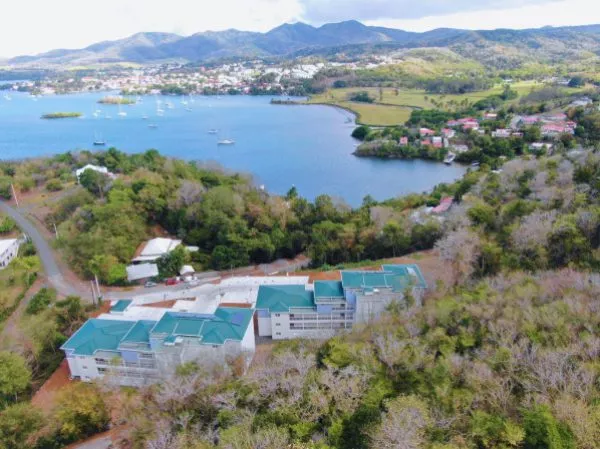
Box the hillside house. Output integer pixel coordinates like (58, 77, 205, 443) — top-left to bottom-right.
(419, 128, 435, 137)
(399, 137, 409, 146)
(0, 238, 19, 269)
(75, 165, 115, 183)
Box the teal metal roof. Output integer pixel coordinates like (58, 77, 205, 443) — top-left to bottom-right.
(121, 320, 156, 344)
(341, 271, 393, 289)
(381, 264, 427, 289)
(110, 300, 132, 313)
(256, 285, 315, 313)
(61, 319, 135, 356)
(341, 265, 426, 293)
(151, 307, 254, 345)
(314, 281, 345, 299)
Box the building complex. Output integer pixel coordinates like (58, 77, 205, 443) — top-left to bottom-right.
(62, 264, 425, 386)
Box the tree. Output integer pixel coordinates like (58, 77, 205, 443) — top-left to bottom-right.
(25, 287, 56, 315)
(54, 383, 110, 442)
(0, 352, 31, 402)
(523, 405, 575, 449)
(79, 169, 110, 198)
(370, 395, 431, 449)
(567, 76, 584, 88)
(435, 229, 481, 286)
(0, 402, 45, 449)
(352, 125, 371, 141)
(381, 221, 410, 257)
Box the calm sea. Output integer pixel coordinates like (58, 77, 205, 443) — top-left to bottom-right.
(0, 92, 466, 206)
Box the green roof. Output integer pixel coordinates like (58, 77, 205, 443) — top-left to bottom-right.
(341, 271, 394, 289)
(151, 307, 254, 345)
(341, 265, 426, 293)
(256, 285, 315, 313)
(110, 300, 132, 312)
(314, 281, 345, 299)
(121, 320, 156, 344)
(381, 264, 427, 288)
(61, 319, 135, 356)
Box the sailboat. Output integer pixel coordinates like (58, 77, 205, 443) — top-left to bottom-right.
(93, 132, 106, 146)
(217, 139, 235, 146)
(142, 114, 149, 120)
(148, 123, 158, 129)
(117, 103, 127, 117)
(208, 129, 219, 134)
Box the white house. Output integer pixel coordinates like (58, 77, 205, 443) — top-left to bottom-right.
(75, 164, 114, 182)
(126, 263, 159, 283)
(0, 238, 20, 269)
(132, 238, 184, 264)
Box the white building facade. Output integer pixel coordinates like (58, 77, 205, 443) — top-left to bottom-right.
(0, 239, 20, 269)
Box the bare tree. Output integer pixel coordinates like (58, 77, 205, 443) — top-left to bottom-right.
(370, 395, 431, 449)
(435, 228, 481, 286)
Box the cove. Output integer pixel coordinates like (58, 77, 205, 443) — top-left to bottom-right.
(0, 92, 467, 206)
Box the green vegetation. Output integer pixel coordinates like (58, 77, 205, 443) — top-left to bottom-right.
(35, 148, 464, 284)
(97, 96, 135, 105)
(40, 112, 82, 119)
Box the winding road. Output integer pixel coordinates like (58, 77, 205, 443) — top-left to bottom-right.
(0, 199, 83, 297)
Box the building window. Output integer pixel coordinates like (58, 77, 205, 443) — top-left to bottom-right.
(275, 332, 281, 336)
(275, 323, 281, 326)
(275, 313, 281, 317)
(82, 365, 88, 369)
(98, 367, 108, 374)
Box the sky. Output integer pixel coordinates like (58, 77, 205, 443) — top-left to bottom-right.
(0, 0, 598, 58)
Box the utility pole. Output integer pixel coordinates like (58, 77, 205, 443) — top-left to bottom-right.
(10, 184, 19, 207)
(94, 274, 101, 301)
(53, 223, 59, 239)
(90, 281, 96, 306)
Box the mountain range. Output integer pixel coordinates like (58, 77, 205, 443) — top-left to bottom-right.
(7, 20, 600, 67)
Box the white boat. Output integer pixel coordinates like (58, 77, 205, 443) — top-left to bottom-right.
(217, 139, 235, 146)
(105, 115, 112, 119)
(208, 129, 219, 134)
(93, 132, 106, 146)
(165, 101, 174, 109)
(444, 153, 456, 165)
(185, 107, 192, 112)
(117, 104, 127, 117)
(148, 123, 158, 129)
(3, 94, 11, 101)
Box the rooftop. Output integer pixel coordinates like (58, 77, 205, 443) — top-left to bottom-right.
(151, 307, 253, 345)
(110, 299, 132, 313)
(61, 319, 135, 356)
(140, 238, 181, 257)
(256, 285, 315, 312)
(382, 264, 427, 289)
(126, 263, 158, 281)
(314, 280, 345, 299)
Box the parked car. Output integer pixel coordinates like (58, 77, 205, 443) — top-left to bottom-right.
(165, 278, 180, 286)
(144, 281, 157, 288)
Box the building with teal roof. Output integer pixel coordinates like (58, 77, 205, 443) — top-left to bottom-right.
(256, 264, 426, 340)
(61, 305, 256, 387)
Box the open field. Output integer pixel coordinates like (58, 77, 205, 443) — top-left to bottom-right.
(308, 81, 551, 126)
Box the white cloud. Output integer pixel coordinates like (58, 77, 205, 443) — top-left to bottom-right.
(366, 0, 599, 32)
(0, 0, 302, 57)
(0, 0, 597, 58)
(298, 0, 561, 23)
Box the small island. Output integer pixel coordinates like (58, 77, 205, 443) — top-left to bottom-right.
(98, 96, 135, 105)
(41, 112, 82, 119)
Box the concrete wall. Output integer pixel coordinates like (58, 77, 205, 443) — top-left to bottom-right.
(0, 240, 19, 269)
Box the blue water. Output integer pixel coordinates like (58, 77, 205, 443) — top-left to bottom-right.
(0, 92, 466, 206)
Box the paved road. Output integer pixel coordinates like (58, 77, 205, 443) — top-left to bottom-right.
(0, 199, 82, 297)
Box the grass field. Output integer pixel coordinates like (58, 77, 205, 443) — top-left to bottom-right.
(308, 81, 544, 126)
